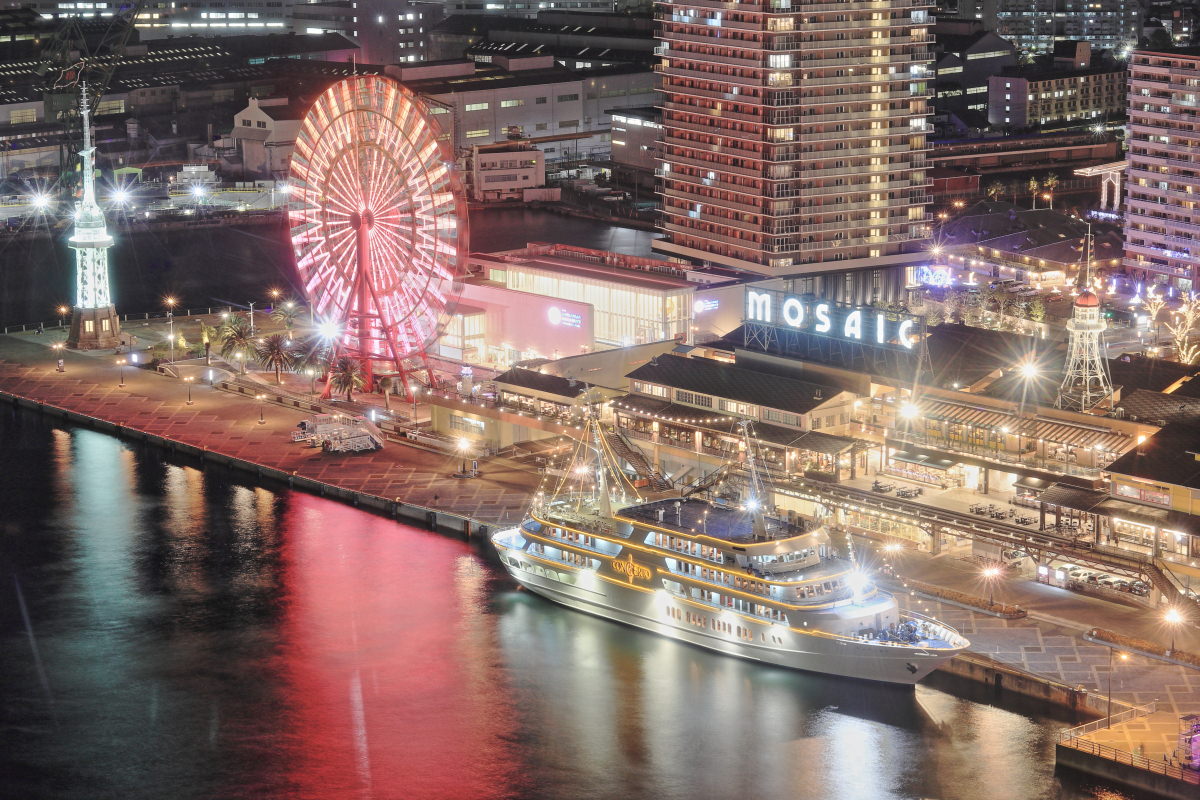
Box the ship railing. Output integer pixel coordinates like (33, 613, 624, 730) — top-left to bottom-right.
(899, 609, 969, 648)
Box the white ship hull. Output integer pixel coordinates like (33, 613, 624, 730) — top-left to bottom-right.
(493, 526, 964, 686)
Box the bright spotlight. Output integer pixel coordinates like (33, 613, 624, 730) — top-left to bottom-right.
(316, 320, 342, 341)
(113, 189, 130, 205)
(1019, 362, 1039, 379)
(190, 184, 207, 198)
(899, 402, 919, 419)
(30, 193, 50, 210)
(846, 570, 869, 599)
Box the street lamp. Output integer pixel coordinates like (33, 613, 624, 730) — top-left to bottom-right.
(1164, 607, 1184, 653)
(982, 566, 1001, 607)
(116, 357, 127, 387)
(164, 296, 178, 363)
(248, 301, 256, 335)
(56, 305, 68, 327)
(257, 393, 267, 425)
(458, 437, 470, 475)
(184, 375, 195, 405)
(269, 288, 281, 308)
(306, 368, 317, 395)
(52, 341, 65, 372)
(1106, 649, 1128, 727)
(411, 385, 421, 424)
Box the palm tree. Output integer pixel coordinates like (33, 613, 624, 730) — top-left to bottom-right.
(328, 356, 366, 402)
(1027, 177, 1041, 209)
(292, 333, 333, 376)
(376, 375, 395, 411)
(986, 181, 1005, 202)
(198, 321, 218, 365)
(256, 333, 294, 384)
(219, 313, 254, 374)
(1042, 173, 1059, 209)
(270, 298, 307, 338)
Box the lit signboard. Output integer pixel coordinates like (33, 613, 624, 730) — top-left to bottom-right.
(547, 306, 583, 328)
(744, 288, 922, 351)
(693, 298, 719, 314)
(914, 265, 953, 287)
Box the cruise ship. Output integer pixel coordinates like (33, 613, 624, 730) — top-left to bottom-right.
(491, 418, 969, 686)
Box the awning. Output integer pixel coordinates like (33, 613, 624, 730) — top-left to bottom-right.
(923, 399, 1011, 430)
(1014, 476, 1050, 491)
(890, 451, 958, 470)
(1023, 417, 1131, 453)
(1037, 482, 1109, 513)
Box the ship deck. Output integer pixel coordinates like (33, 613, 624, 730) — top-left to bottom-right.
(617, 498, 807, 543)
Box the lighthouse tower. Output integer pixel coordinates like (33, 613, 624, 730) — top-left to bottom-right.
(66, 86, 121, 350)
(1056, 233, 1113, 412)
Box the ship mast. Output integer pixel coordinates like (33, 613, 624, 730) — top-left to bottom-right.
(738, 420, 769, 540)
(588, 404, 614, 518)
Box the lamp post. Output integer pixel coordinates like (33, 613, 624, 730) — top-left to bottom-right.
(184, 375, 194, 405)
(56, 305, 68, 328)
(1106, 649, 1128, 727)
(164, 296, 178, 363)
(306, 368, 316, 395)
(257, 393, 267, 425)
(52, 341, 64, 372)
(982, 566, 1001, 607)
(1165, 607, 1184, 653)
(458, 437, 470, 475)
(411, 386, 421, 425)
(248, 301, 256, 336)
(116, 357, 127, 387)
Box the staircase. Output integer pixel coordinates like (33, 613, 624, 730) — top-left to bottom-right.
(1146, 560, 1190, 606)
(604, 430, 673, 492)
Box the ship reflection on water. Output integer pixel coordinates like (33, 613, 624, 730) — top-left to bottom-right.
(0, 414, 1130, 800)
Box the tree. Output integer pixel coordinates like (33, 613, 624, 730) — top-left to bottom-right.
(1042, 173, 1060, 209)
(198, 321, 219, 365)
(328, 356, 366, 402)
(376, 375, 397, 411)
(270, 298, 307, 338)
(1027, 177, 1041, 209)
(986, 181, 1005, 202)
(1144, 293, 1167, 351)
(255, 333, 294, 385)
(219, 313, 254, 374)
(1027, 297, 1046, 323)
(1166, 295, 1200, 365)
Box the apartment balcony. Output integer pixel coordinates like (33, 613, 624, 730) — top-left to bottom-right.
(663, 46, 765, 69)
(660, 82, 764, 105)
(793, 17, 904, 32)
(658, 63, 767, 88)
(797, 73, 915, 87)
(784, 179, 921, 196)
(657, 13, 761, 32)
(661, 150, 764, 179)
(665, 116, 767, 142)
(1124, 240, 1194, 264)
(1128, 121, 1200, 141)
(793, 0, 926, 11)
(663, 30, 767, 50)
(662, 186, 765, 216)
(660, 101, 764, 125)
(1129, 150, 1200, 171)
(661, 220, 766, 251)
(766, 233, 890, 253)
(797, 51, 933, 69)
(664, 169, 761, 195)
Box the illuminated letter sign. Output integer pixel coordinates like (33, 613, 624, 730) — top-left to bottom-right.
(746, 290, 772, 323)
(897, 319, 915, 349)
(843, 310, 862, 341)
(611, 553, 652, 584)
(814, 303, 831, 333)
(782, 297, 805, 327)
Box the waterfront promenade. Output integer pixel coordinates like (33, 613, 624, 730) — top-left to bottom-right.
(3, 327, 1199, 793)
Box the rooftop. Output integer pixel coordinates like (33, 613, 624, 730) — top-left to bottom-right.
(626, 354, 844, 416)
(1104, 422, 1200, 490)
(493, 367, 587, 399)
(616, 497, 805, 543)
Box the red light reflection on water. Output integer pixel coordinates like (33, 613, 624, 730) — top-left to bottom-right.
(274, 494, 519, 799)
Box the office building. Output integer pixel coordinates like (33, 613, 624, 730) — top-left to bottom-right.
(987, 54, 1126, 129)
(961, 0, 1141, 57)
(654, 0, 935, 281)
(1124, 47, 1200, 291)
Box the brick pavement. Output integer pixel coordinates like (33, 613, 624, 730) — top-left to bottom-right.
(0, 333, 541, 524)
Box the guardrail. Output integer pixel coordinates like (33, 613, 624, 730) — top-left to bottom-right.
(1058, 721, 1200, 786)
(3, 306, 234, 334)
(1058, 702, 1157, 740)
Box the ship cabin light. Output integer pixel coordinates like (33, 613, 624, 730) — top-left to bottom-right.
(846, 570, 869, 602)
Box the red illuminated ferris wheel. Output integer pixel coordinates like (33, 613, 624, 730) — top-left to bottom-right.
(289, 75, 466, 398)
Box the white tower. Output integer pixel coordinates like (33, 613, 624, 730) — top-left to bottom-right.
(1056, 232, 1113, 411)
(66, 85, 121, 350)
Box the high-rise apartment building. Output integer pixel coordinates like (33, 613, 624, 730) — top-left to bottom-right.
(653, 0, 935, 278)
(1124, 47, 1200, 291)
(962, 0, 1140, 57)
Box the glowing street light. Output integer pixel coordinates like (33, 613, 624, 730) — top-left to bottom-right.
(316, 319, 342, 342)
(458, 437, 471, 475)
(164, 296, 178, 362)
(183, 375, 195, 405)
(52, 341, 65, 372)
(56, 305, 69, 327)
(1106, 649, 1128, 727)
(190, 184, 207, 202)
(1164, 607, 1185, 653)
(899, 402, 919, 420)
(116, 357, 128, 387)
(411, 385, 421, 423)
(257, 393, 267, 425)
(982, 566, 1001, 607)
(305, 367, 317, 395)
(30, 193, 50, 211)
(1019, 361, 1039, 380)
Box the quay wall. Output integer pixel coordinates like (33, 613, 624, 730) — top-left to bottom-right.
(1, 392, 497, 543)
(937, 651, 1108, 716)
(1056, 745, 1199, 800)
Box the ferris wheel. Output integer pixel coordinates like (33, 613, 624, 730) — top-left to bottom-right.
(288, 75, 466, 398)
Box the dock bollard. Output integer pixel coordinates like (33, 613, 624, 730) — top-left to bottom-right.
(425, 511, 437, 531)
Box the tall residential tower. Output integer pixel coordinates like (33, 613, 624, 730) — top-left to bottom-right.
(66, 87, 121, 351)
(653, 0, 934, 282)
